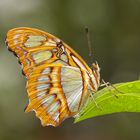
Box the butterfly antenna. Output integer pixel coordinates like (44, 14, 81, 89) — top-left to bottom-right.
(85, 26, 94, 64)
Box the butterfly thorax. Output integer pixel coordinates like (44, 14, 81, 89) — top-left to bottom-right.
(88, 62, 100, 92)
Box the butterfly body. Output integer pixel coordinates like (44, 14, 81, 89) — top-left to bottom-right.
(6, 27, 100, 126)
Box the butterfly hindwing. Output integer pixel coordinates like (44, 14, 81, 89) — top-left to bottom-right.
(25, 64, 88, 126)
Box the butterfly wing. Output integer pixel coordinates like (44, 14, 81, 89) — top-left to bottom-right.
(25, 64, 89, 126)
(6, 27, 92, 77)
(6, 27, 91, 126)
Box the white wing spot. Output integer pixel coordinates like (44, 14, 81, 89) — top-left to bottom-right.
(38, 76, 50, 82)
(52, 48, 58, 52)
(72, 55, 87, 71)
(42, 95, 55, 107)
(52, 60, 68, 66)
(53, 38, 61, 43)
(13, 34, 20, 44)
(45, 39, 57, 47)
(47, 101, 60, 115)
(42, 67, 51, 75)
(60, 54, 68, 62)
(37, 84, 50, 91)
(24, 35, 46, 48)
(32, 51, 52, 64)
(52, 112, 60, 122)
(37, 91, 48, 98)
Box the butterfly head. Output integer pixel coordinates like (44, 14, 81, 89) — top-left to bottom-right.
(90, 61, 100, 90)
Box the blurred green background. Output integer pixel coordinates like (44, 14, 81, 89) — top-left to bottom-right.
(0, 0, 140, 140)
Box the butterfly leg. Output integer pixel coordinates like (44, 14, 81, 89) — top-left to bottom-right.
(88, 90, 101, 110)
(100, 79, 123, 98)
(75, 91, 101, 118)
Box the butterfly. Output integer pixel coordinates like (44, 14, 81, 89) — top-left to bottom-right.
(6, 27, 100, 127)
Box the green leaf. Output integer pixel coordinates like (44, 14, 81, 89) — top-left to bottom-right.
(74, 80, 140, 123)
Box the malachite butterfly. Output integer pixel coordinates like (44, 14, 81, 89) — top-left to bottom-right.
(6, 27, 100, 127)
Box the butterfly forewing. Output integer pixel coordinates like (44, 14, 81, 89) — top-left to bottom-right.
(6, 27, 95, 126)
(6, 27, 92, 77)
